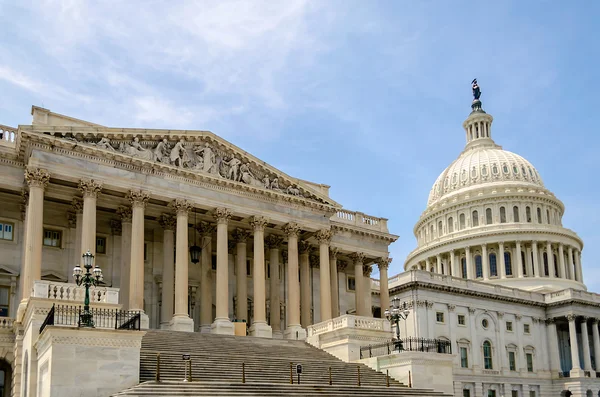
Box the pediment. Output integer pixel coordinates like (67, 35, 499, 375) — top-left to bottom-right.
(41, 271, 67, 283)
(18, 125, 340, 209)
(0, 265, 18, 277)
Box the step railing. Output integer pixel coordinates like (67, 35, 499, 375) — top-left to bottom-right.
(359, 337, 452, 359)
(39, 304, 141, 333)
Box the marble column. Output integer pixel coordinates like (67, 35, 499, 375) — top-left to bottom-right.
(71, 198, 84, 282)
(547, 318, 561, 374)
(581, 317, 593, 372)
(482, 244, 489, 279)
(329, 248, 340, 318)
(158, 214, 176, 329)
(436, 254, 442, 274)
(499, 242, 506, 278)
(592, 319, 600, 372)
(232, 228, 251, 322)
(497, 312, 507, 372)
(117, 206, 132, 308)
(283, 223, 305, 339)
(532, 241, 540, 277)
(211, 208, 234, 335)
(197, 221, 215, 333)
(516, 241, 524, 278)
(465, 246, 473, 279)
(363, 265, 373, 317)
(425, 257, 431, 273)
(299, 241, 311, 328)
(78, 179, 102, 257)
(170, 199, 194, 332)
(568, 246, 575, 280)
(248, 216, 271, 338)
(515, 315, 526, 372)
(316, 229, 333, 322)
(127, 190, 150, 329)
(19, 168, 50, 316)
(558, 244, 566, 279)
(547, 242, 555, 278)
(568, 314, 584, 376)
(266, 234, 283, 338)
(575, 250, 583, 283)
(351, 252, 366, 316)
(469, 308, 480, 369)
(377, 257, 391, 317)
(450, 250, 457, 277)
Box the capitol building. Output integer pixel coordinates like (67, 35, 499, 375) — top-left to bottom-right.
(0, 86, 598, 397)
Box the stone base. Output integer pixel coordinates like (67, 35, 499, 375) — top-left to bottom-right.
(211, 318, 235, 335)
(199, 324, 212, 333)
(249, 321, 272, 338)
(570, 368, 586, 378)
(169, 315, 194, 332)
(272, 330, 283, 339)
(284, 325, 307, 340)
(160, 322, 171, 330)
(139, 312, 150, 330)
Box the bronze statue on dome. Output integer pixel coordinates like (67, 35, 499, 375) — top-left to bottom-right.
(472, 79, 481, 100)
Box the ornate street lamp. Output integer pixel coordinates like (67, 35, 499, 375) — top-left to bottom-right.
(384, 297, 410, 351)
(73, 250, 103, 327)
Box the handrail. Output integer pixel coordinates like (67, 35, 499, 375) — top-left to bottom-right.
(359, 337, 452, 359)
(39, 304, 56, 334)
(39, 304, 141, 332)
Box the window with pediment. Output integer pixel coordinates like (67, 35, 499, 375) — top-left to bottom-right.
(459, 214, 466, 230)
(471, 167, 477, 178)
(500, 207, 506, 223)
(492, 163, 499, 175)
(536, 207, 542, 223)
(513, 206, 520, 222)
(483, 340, 493, 369)
(526, 206, 532, 222)
(505, 252, 512, 276)
(489, 253, 497, 277)
(481, 165, 488, 177)
(448, 217, 454, 233)
(475, 255, 483, 278)
(485, 208, 493, 225)
(472, 210, 479, 227)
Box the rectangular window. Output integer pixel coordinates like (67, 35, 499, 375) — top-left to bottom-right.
(524, 324, 530, 334)
(458, 314, 466, 325)
(0, 222, 14, 241)
(143, 243, 148, 261)
(212, 255, 217, 270)
(347, 276, 356, 291)
(509, 351, 516, 371)
(512, 392, 518, 397)
(96, 236, 106, 254)
(526, 353, 533, 372)
(463, 390, 471, 397)
(529, 392, 536, 397)
(488, 391, 496, 397)
(43, 229, 62, 247)
(246, 259, 252, 276)
(436, 312, 444, 323)
(506, 321, 513, 331)
(0, 286, 9, 317)
(460, 347, 468, 368)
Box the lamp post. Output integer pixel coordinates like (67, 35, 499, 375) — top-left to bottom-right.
(73, 250, 103, 327)
(384, 297, 410, 351)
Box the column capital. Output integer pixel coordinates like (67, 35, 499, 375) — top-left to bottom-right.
(546, 317, 556, 325)
(337, 259, 347, 272)
(580, 316, 589, 322)
(363, 264, 372, 277)
(465, 246, 471, 252)
(231, 228, 252, 243)
(212, 207, 232, 224)
(282, 222, 301, 238)
(567, 314, 578, 322)
(169, 198, 192, 215)
(116, 205, 133, 223)
(265, 234, 284, 249)
(71, 197, 84, 213)
(497, 311, 504, 318)
(591, 318, 599, 326)
(78, 178, 103, 198)
(127, 190, 150, 208)
(329, 247, 339, 260)
(195, 221, 216, 237)
(315, 228, 333, 245)
(532, 240, 538, 245)
(67, 213, 77, 228)
(515, 314, 522, 320)
(309, 254, 320, 268)
(468, 307, 476, 314)
(110, 219, 122, 236)
(516, 240, 522, 245)
(448, 304, 456, 312)
(281, 250, 288, 263)
(249, 215, 269, 231)
(499, 241, 505, 247)
(376, 257, 392, 270)
(299, 240, 312, 255)
(158, 213, 177, 231)
(24, 167, 50, 189)
(350, 252, 365, 264)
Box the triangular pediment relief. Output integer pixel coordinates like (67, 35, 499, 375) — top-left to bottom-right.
(0, 265, 18, 277)
(41, 271, 67, 283)
(18, 125, 340, 209)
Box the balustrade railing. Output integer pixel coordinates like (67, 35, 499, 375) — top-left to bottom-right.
(0, 125, 16, 147)
(332, 210, 389, 232)
(0, 317, 14, 329)
(33, 280, 119, 304)
(359, 337, 452, 359)
(39, 304, 141, 334)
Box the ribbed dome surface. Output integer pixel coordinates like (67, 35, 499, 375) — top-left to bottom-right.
(427, 144, 544, 206)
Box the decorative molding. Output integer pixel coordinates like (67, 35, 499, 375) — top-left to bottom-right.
(110, 219, 122, 236)
(349, 252, 365, 264)
(468, 307, 476, 314)
(195, 221, 216, 237)
(71, 197, 83, 213)
(315, 228, 333, 245)
(566, 314, 577, 322)
(282, 222, 301, 238)
(158, 214, 176, 231)
(329, 247, 339, 260)
(127, 190, 150, 208)
(24, 167, 50, 189)
(212, 207, 232, 224)
(447, 304, 456, 312)
(169, 198, 192, 215)
(299, 241, 312, 255)
(116, 205, 132, 222)
(78, 178, 103, 198)
(231, 228, 252, 244)
(337, 260, 347, 272)
(265, 234, 284, 249)
(249, 215, 269, 231)
(376, 257, 392, 270)
(67, 212, 77, 228)
(309, 254, 319, 268)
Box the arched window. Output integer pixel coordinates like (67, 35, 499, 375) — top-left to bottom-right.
(475, 255, 483, 278)
(461, 257, 467, 279)
(489, 253, 497, 277)
(500, 207, 506, 223)
(505, 252, 512, 276)
(553, 254, 559, 277)
(483, 341, 493, 369)
(438, 221, 443, 236)
(485, 208, 493, 225)
(430, 225, 434, 241)
(546, 209, 551, 224)
(472, 211, 479, 227)
(521, 251, 527, 275)
(459, 213, 466, 230)
(543, 252, 549, 276)
(513, 206, 520, 222)
(537, 207, 542, 223)
(526, 206, 532, 223)
(430, 267, 435, 273)
(448, 217, 454, 233)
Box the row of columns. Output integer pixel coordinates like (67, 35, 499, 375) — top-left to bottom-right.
(557, 315, 600, 377)
(417, 240, 583, 282)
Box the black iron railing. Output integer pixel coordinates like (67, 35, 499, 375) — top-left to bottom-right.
(360, 337, 452, 359)
(39, 304, 141, 333)
(558, 371, 571, 378)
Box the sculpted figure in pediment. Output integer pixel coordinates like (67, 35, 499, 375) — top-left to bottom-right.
(195, 143, 218, 174)
(223, 156, 242, 181)
(262, 175, 270, 189)
(96, 137, 116, 151)
(240, 163, 262, 187)
(171, 139, 191, 167)
(123, 137, 155, 161)
(154, 138, 171, 163)
(287, 185, 301, 196)
(270, 177, 282, 192)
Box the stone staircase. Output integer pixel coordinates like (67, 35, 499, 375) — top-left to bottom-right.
(112, 330, 449, 396)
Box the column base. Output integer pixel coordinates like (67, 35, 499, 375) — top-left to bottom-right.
(272, 330, 283, 339)
(169, 315, 194, 332)
(139, 312, 150, 330)
(160, 322, 171, 330)
(570, 368, 585, 378)
(211, 318, 234, 335)
(199, 324, 212, 333)
(284, 325, 307, 340)
(249, 322, 272, 338)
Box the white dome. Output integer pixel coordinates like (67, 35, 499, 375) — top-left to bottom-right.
(427, 144, 544, 207)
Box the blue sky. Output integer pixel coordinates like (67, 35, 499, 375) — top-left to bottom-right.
(1, 1, 599, 290)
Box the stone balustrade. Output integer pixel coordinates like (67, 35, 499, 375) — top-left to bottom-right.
(545, 288, 600, 304)
(0, 317, 14, 329)
(307, 314, 391, 337)
(0, 124, 16, 147)
(33, 280, 120, 304)
(332, 210, 389, 233)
